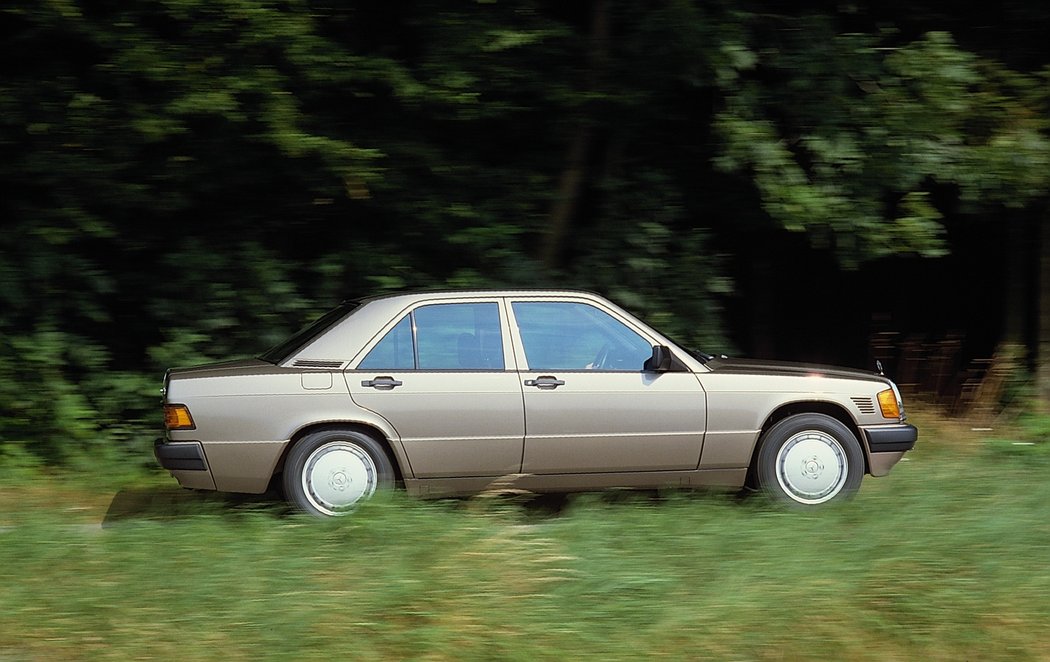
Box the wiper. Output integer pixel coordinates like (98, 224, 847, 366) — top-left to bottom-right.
(689, 348, 714, 363)
(690, 349, 729, 363)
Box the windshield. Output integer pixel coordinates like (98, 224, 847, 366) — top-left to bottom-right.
(259, 302, 360, 364)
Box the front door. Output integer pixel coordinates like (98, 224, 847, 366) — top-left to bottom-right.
(347, 300, 524, 478)
(509, 299, 706, 474)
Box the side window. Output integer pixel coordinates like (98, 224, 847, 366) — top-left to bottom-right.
(358, 302, 505, 370)
(512, 302, 652, 371)
(358, 316, 414, 370)
(415, 303, 504, 370)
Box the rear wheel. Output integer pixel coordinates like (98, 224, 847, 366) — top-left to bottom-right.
(755, 413, 864, 506)
(283, 429, 394, 517)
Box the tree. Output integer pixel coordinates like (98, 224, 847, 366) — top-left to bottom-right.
(3, 1, 1050, 466)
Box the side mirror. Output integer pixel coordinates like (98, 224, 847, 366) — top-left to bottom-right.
(644, 345, 673, 372)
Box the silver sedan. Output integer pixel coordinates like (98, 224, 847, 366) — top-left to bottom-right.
(156, 290, 917, 516)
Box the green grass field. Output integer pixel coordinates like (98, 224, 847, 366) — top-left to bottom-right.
(2, 410, 1049, 661)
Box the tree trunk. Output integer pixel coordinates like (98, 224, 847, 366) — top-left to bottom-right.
(1037, 211, 1050, 405)
(541, 127, 592, 269)
(540, 0, 608, 269)
(748, 248, 776, 359)
(993, 215, 1030, 415)
(1002, 215, 1027, 347)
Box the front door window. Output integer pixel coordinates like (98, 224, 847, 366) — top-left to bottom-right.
(511, 301, 652, 371)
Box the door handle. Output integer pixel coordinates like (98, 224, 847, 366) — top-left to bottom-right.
(361, 376, 403, 390)
(524, 376, 565, 389)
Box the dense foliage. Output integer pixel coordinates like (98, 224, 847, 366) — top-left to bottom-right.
(1, 1, 1049, 464)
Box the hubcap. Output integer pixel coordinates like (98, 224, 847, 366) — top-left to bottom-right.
(302, 441, 377, 516)
(775, 430, 848, 504)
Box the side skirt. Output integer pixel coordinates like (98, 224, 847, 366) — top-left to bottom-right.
(404, 468, 747, 498)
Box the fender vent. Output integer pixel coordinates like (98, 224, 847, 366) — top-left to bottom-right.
(293, 359, 344, 369)
(851, 397, 876, 415)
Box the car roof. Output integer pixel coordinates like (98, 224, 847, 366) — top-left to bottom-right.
(352, 288, 606, 306)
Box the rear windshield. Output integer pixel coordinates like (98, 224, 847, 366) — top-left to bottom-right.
(259, 302, 359, 364)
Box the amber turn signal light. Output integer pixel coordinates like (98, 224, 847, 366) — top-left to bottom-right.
(877, 389, 900, 420)
(164, 404, 195, 430)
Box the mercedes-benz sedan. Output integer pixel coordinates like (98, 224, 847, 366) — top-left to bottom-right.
(156, 290, 917, 516)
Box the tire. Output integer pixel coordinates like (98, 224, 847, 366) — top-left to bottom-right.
(755, 413, 864, 506)
(282, 429, 395, 517)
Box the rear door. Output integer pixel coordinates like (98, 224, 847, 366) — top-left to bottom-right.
(346, 299, 525, 478)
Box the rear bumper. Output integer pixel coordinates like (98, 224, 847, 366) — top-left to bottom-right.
(154, 439, 208, 471)
(154, 438, 285, 493)
(154, 440, 217, 490)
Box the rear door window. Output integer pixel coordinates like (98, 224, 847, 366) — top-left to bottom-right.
(357, 302, 504, 370)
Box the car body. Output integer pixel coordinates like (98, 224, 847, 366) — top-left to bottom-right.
(156, 290, 917, 516)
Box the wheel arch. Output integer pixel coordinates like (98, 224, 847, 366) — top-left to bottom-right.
(746, 400, 868, 487)
(276, 421, 409, 484)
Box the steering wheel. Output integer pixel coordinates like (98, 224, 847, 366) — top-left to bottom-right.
(590, 343, 611, 370)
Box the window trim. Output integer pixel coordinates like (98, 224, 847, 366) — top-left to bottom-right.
(409, 310, 419, 370)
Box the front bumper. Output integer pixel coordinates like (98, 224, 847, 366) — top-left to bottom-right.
(859, 423, 918, 477)
(863, 423, 918, 453)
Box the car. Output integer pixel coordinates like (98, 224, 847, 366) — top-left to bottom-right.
(156, 290, 917, 516)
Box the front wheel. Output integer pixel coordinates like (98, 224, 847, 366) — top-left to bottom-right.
(283, 429, 394, 517)
(755, 413, 864, 506)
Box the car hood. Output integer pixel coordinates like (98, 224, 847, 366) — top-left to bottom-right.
(703, 357, 889, 384)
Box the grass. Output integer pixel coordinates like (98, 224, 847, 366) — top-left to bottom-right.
(2, 408, 1050, 661)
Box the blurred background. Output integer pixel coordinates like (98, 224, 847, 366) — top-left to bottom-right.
(2, 0, 1049, 468)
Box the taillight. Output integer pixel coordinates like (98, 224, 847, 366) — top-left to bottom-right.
(164, 404, 195, 430)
